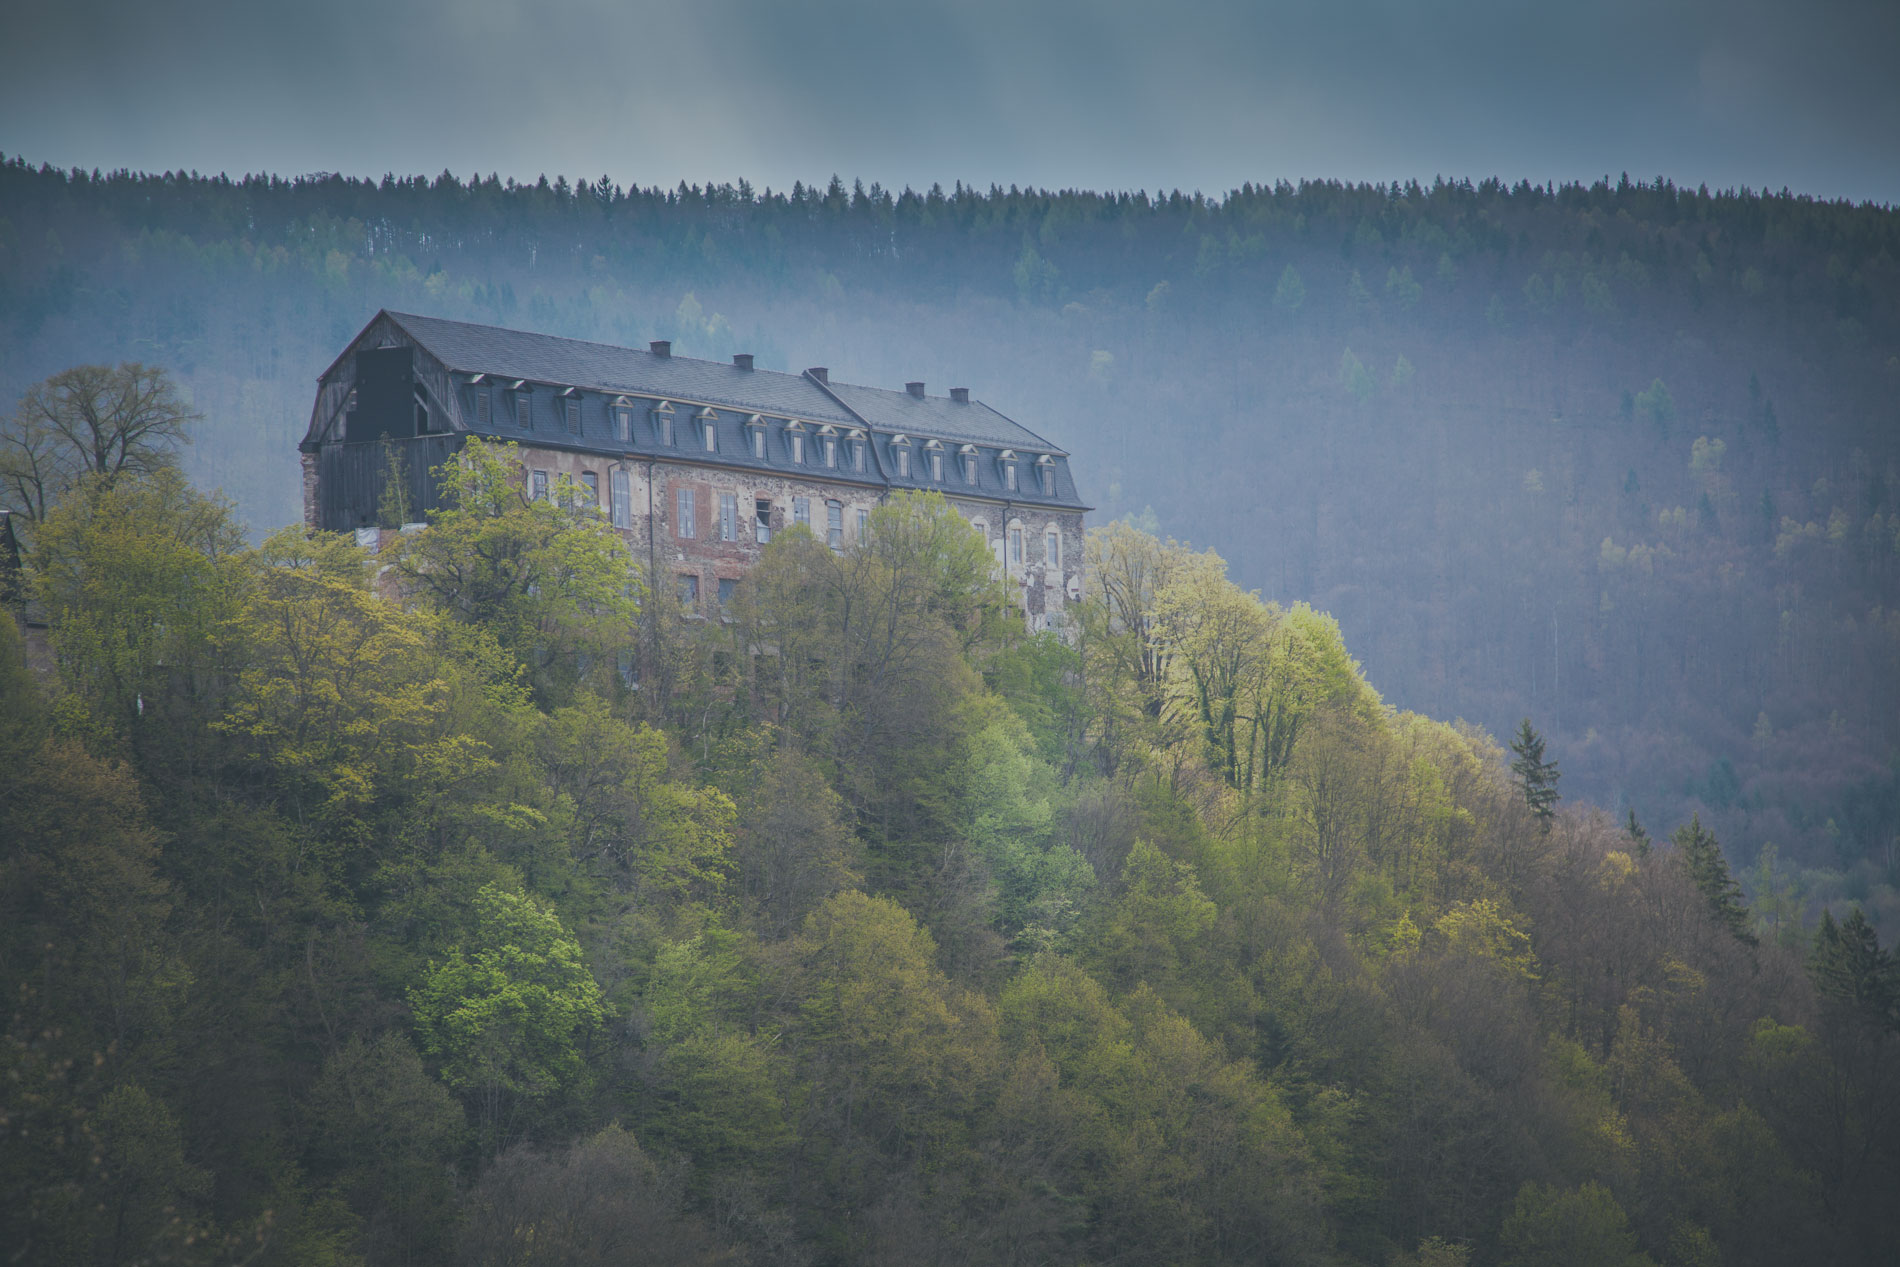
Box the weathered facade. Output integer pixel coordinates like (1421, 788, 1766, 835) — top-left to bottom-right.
(300, 311, 1089, 630)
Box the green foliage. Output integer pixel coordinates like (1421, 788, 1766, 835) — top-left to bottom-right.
(1672, 814, 1756, 945)
(410, 883, 606, 1148)
(1510, 718, 1561, 828)
(1498, 1181, 1652, 1267)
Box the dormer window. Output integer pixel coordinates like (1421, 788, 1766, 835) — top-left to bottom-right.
(747, 415, 766, 460)
(787, 421, 806, 465)
(959, 445, 979, 485)
(613, 398, 634, 443)
(925, 440, 945, 482)
(475, 386, 492, 425)
(822, 431, 838, 469)
(515, 385, 533, 429)
(1000, 449, 1018, 492)
(563, 390, 582, 435)
(698, 408, 718, 453)
(850, 430, 867, 472)
(1037, 454, 1056, 496)
(652, 401, 674, 446)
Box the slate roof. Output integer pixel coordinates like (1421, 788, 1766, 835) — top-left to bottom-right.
(812, 381, 1064, 453)
(386, 312, 857, 425)
(311, 311, 1087, 510)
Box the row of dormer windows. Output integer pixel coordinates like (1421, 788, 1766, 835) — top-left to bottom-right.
(466, 383, 1061, 496)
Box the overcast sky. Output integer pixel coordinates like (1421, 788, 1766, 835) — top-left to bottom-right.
(3, 0, 1896, 203)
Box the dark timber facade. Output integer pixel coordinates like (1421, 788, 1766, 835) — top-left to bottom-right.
(300, 311, 1090, 631)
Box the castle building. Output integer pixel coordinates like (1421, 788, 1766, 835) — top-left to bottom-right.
(300, 311, 1088, 630)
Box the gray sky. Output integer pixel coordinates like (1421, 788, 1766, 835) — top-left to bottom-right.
(4, 0, 1897, 202)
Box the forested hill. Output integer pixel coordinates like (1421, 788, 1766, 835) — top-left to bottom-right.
(2, 155, 1899, 915)
(5, 462, 1899, 1266)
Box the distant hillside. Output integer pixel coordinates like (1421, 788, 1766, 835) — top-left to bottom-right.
(2, 155, 1897, 916)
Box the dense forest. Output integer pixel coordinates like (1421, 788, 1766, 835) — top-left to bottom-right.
(5, 428, 1900, 1264)
(2, 156, 1896, 929)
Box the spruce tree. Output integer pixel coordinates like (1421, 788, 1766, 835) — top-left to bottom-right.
(1810, 908, 1897, 1030)
(1624, 808, 1650, 857)
(1670, 814, 1755, 945)
(1509, 718, 1561, 829)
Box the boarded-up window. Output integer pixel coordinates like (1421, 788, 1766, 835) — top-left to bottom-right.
(517, 392, 533, 429)
(475, 388, 492, 425)
(565, 398, 581, 434)
(614, 405, 633, 443)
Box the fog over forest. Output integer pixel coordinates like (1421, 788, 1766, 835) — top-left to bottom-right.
(5, 155, 1895, 919)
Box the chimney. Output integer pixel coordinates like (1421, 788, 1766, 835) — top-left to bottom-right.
(950, 387, 970, 404)
(649, 340, 671, 358)
(732, 353, 754, 370)
(906, 381, 925, 398)
(806, 367, 829, 384)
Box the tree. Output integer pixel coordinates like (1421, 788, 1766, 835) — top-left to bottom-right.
(395, 440, 640, 697)
(1810, 908, 1896, 1028)
(1, 364, 197, 523)
(1272, 264, 1306, 312)
(1671, 814, 1755, 946)
(1509, 718, 1561, 829)
(409, 883, 606, 1151)
(1498, 1181, 1653, 1267)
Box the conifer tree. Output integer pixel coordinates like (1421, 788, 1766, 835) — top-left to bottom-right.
(1810, 908, 1897, 1031)
(1509, 718, 1561, 829)
(1671, 814, 1755, 945)
(1624, 808, 1650, 857)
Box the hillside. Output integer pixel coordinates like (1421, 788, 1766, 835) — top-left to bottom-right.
(5, 460, 1898, 1265)
(2, 155, 1898, 920)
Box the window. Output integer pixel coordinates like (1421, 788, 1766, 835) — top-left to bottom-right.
(755, 498, 773, 544)
(823, 437, 837, 468)
(790, 433, 805, 464)
(676, 486, 696, 538)
(1045, 526, 1061, 567)
(565, 397, 582, 434)
(856, 508, 869, 540)
(752, 427, 766, 459)
(853, 438, 866, 472)
(1009, 526, 1024, 567)
(531, 469, 549, 501)
(614, 404, 633, 443)
(677, 574, 699, 605)
(516, 392, 533, 429)
(580, 471, 599, 507)
(1003, 461, 1017, 492)
(475, 388, 492, 425)
(793, 496, 810, 527)
(930, 451, 944, 481)
(895, 447, 911, 477)
(971, 518, 989, 544)
(655, 405, 674, 446)
(1039, 462, 1055, 496)
(826, 500, 844, 550)
(962, 452, 978, 484)
(718, 577, 738, 608)
(719, 493, 737, 541)
(703, 414, 718, 452)
(611, 468, 631, 528)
